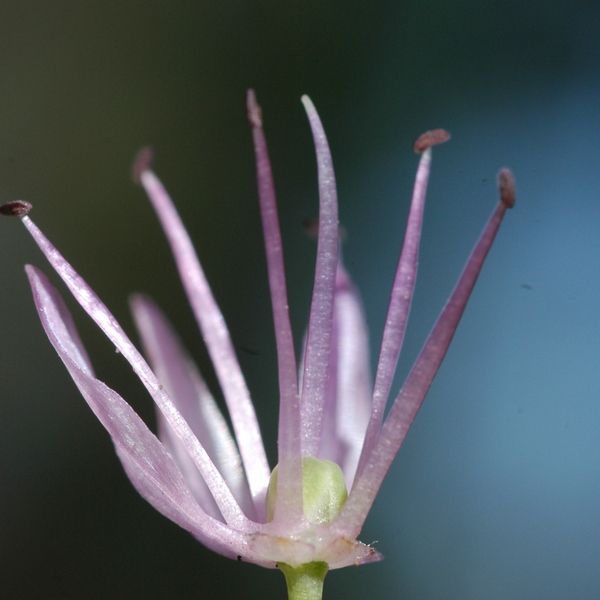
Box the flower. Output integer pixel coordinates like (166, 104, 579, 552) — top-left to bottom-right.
(1, 91, 515, 599)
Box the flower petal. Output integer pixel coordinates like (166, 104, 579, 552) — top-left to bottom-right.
(130, 293, 254, 519)
(21, 217, 253, 531)
(25, 265, 248, 559)
(300, 96, 339, 458)
(134, 160, 270, 511)
(318, 264, 370, 488)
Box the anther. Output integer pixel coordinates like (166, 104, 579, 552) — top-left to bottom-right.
(497, 168, 516, 208)
(246, 89, 263, 128)
(0, 200, 32, 217)
(131, 147, 155, 184)
(302, 218, 320, 239)
(413, 129, 451, 153)
(302, 218, 346, 241)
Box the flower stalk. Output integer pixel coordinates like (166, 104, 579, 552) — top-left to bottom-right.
(279, 562, 329, 600)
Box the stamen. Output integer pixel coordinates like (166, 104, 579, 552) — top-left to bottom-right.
(0, 200, 32, 217)
(339, 169, 516, 536)
(356, 131, 447, 483)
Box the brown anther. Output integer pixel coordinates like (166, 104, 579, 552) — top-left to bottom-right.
(413, 129, 451, 153)
(246, 89, 263, 128)
(497, 168, 516, 208)
(302, 218, 346, 241)
(131, 147, 155, 184)
(302, 218, 320, 239)
(0, 200, 32, 217)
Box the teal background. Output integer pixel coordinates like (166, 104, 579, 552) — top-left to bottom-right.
(1, 1, 600, 598)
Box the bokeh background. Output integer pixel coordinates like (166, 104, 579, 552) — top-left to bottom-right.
(1, 1, 600, 598)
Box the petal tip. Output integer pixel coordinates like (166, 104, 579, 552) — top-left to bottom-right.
(300, 95, 314, 113)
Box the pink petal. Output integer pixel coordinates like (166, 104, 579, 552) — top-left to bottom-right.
(299, 95, 339, 458)
(21, 217, 253, 531)
(318, 263, 371, 488)
(130, 293, 254, 519)
(25, 265, 248, 559)
(134, 160, 270, 510)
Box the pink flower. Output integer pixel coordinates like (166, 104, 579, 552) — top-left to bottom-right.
(1, 91, 514, 595)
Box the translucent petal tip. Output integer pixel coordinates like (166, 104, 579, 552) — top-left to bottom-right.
(497, 168, 516, 208)
(300, 94, 315, 113)
(131, 146, 155, 184)
(413, 129, 451, 153)
(0, 200, 33, 217)
(246, 89, 262, 128)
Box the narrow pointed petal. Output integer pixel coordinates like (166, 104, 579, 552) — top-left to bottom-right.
(300, 96, 339, 458)
(115, 447, 249, 561)
(356, 134, 448, 482)
(318, 264, 371, 488)
(27, 262, 95, 377)
(247, 90, 302, 524)
(338, 171, 516, 536)
(21, 218, 253, 531)
(133, 155, 270, 510)
(131, 294, 254, 519)
(25, 265, 251, 559)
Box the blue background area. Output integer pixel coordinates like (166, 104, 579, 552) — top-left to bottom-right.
(1, 2, 600, 598)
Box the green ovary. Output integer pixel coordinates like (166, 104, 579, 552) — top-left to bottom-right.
(266, 456, 348, 524)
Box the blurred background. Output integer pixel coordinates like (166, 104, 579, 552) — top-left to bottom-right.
(1, 1, 600, 598)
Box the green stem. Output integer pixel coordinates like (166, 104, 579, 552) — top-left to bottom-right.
(279, 562, 329, 600)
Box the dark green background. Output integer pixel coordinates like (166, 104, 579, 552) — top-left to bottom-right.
(1, 1, 600, 598)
